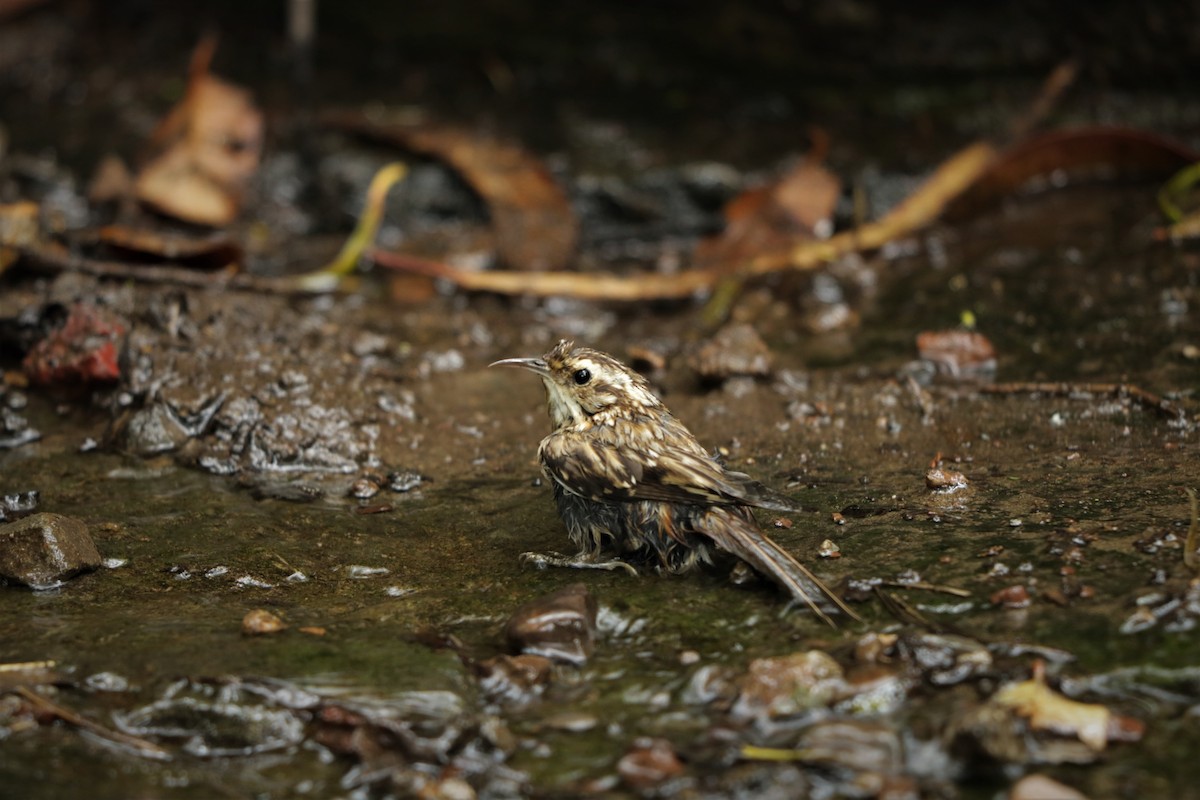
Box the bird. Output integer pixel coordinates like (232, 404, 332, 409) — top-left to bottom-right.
(490, 339, 859, 627)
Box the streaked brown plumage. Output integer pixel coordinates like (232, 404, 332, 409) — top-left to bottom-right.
(491, 339, 858, 626)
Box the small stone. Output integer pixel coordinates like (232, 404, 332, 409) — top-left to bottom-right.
(0, 513, 101, 589)
(818, 539, 842, 558)
(387, 471, 425, 492)
(504, 583, 597, 666)
(476, 653, 553, 705)
(690, 323, 773, 381)
(242, 608, 287, 635)
(731, 651, 846, 724)
(1009, 774, 1090, 800)
(542, 711, 599, 732)
(0, 490, 39, 522)
(990, 584, 1032, 609)
(349, 475, 382, 499)
(617, 737, 685, 791)
(926, 467, 968, 491)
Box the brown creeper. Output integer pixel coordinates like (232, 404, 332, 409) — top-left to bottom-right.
(491, 340, 858, 627)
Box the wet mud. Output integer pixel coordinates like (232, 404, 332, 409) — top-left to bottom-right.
(2, 3, 1200, 798)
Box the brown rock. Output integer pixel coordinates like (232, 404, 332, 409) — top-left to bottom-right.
(618, 737, 685, 790)
(0, 513, 102, 589)
(690, 323, 773, 381)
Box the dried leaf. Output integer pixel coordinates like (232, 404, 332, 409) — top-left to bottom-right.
(96, 224, 241, 265)
(0, 201, 39, 274)
(697, 140, 841, 269)
(369, 140, 997, 300)
(948, 127, 1199, 220)
(135, 38, 263, 226)
(991, 666, 1142, 751)
(323, 111, 577, 271)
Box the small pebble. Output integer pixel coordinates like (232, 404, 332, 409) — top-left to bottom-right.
(242, 608, 286, 635)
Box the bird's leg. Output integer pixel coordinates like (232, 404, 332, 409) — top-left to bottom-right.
(519, 550, 639, 575)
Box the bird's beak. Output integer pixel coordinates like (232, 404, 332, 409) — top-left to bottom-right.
(489, 356, 550, 377)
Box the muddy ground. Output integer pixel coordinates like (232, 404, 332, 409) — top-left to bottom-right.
(2, 2, 1200, 799)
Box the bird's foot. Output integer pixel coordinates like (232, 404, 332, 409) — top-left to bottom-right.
(519, 550, 639, 575)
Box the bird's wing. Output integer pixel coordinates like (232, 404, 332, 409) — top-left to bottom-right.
(540, 432, 804, 512)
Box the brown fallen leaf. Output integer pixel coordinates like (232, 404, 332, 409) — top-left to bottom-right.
(135, 36, 263, 226)
(95, 224, 241, 266)
(369, 140, 998, 300)
(323, 110, 577, 271)
(87, 155, 134, 204)
(991, 662, 1143, 751)
(0, 200, 40, 274)
(948, 126, 1199, 220)
(696, 131, 841, 268)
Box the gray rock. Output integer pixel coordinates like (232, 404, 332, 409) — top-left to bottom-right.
(0, 513, 102, 589)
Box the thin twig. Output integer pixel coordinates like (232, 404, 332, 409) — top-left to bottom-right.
(874, 587, 971, 637)
(1184, 487, 1199, 573)
(14, 686, 171, 760)
(366, 142, 999, 301)
(18, 241, 343, 295)
(878, 580, 972, 598)
(981, 381, 1188, 421)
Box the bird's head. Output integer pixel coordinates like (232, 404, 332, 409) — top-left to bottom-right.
(491, 340, 660, 429)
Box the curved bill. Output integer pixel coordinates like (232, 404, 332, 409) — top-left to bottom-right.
(488, 357, 550, 377)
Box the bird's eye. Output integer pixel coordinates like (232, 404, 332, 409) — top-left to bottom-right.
(573, 368, 591, 385)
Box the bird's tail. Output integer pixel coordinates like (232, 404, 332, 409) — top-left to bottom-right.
(706, 512, 860, 627)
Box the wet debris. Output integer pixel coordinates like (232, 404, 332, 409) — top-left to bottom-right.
(729, 650, 847, 730)
(476, 654, 554, 707)
(135, 37, 263, 227)
(0, 387, 39, 449)
(617, 737, 687, 793)
(114, 681, 303, 758)
(0, 512, 101, 589)
(769, 718, 907, 788)
(925, 453, 969, 492)
(241, 608, 287, 635)
(323, 111, 578, 272)
(1119, 579, 1200, 634)
(349, 473, 383, 499)
(504, 583, 598, 667)
(914, 329, 997, 381)
(1009, 774, 1091, 800)
(951, 662, 1144, 765)
(895, 632, 994, 687)
(689, 323, 773, 383)
(247, 480, 325, 503)
(313, 690, 523, 797)
(0, 490, 39, 522)
(21, 301, 125, 386)
(11, 685, 169, 760)
(114, 391, 226, 456)
(0, 659, 64, 692)
(387, 470, 426, 493)
(817, 539, 841, 559)
(990, 584, 1033, 610)
(1184, 486, 1199, 572)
